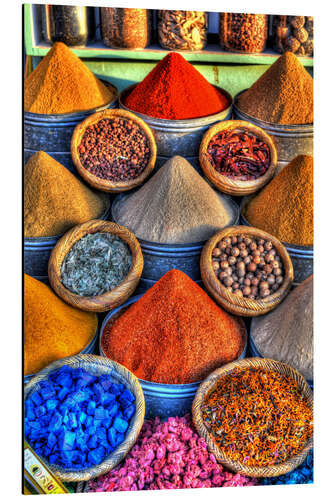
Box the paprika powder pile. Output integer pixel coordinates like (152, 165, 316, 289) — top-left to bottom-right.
(237, 52, 313, 125)
(24, 42, 116, 114)
(24, 275, 97, 375)
(124, 52, 229, 120)
(102, 269, 246, 384)
(244, 155, 313, 246)
(24, 151, 108, 237)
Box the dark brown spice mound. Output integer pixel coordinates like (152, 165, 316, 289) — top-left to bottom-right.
(79, 117, 150, 182)
(237, 52, 313, 125)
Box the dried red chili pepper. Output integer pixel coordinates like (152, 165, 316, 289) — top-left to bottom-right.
(207, 130, 270, 180)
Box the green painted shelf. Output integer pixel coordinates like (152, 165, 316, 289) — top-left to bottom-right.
(24, 4, 313, 67)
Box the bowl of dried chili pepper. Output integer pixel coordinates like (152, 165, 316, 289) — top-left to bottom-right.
(192, 357, 313, 477)
(71, 109, 157, 193)
(200, 225, 294, 317)
(199, 120, 277, 196)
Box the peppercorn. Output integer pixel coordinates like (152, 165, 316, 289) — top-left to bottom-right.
(212, 234, 285, 300)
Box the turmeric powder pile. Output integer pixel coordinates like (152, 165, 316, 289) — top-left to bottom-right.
(244, 155, 313, 246)
(24, 275, 97, 375)
(24, 42, 115, 114)
(24, 151, 108, 238)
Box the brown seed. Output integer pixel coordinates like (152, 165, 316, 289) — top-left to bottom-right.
(274, 268, 282, 276)
(218, 241, 227, 250)
(249, 242, 257, 251)
(264, 241, 273, 251)
(228, 256, 237, 266)
(251, 277, 259, 286)
(260, 288, 271, 298)
(244, 237, 252, 246)
(248, 294, 256, 300)
(247, 262, 257, 272)
(244, 256, 251, 265)
(264, 264, 273, 274)
(258, 239, 265, 246)
(251, 286, 258, 295)
(252, 249, 261, 257)
(231, 247, 240, 257)
(224, 277, 233, 287)
(267, 275, 275, 286)
(271, 283, 279, 292)
(253, 255, 261, 265)
(220, 261, 229, 270)
(258, 245, 265, 253)
(276, 276, 284, 285)
(212, 261, 220, 272)
(232, 282, 239, 290)
(246, 272, 254, 280)
(240, 249, 248, 258)
(260, 281, 269, 290)
(265, 253, 274, 263)
(243, 286, 251, 296)
(218, 271, 228, 281)
(239, 242, 247, 250)
(212, 248, 222, 257)
(237, 261, 245, 270)
(272, 260, 280, 269)
(234, 289, 243, 297)
(231, 236, 238, 245)
(223, 237, 231, 246)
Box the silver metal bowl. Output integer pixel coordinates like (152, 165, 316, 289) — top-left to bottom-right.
(233, 90, 313, 167)
(119, 84, 233, 163)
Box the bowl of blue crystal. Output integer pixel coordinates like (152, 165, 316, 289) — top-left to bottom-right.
(24, 354, 145, 482)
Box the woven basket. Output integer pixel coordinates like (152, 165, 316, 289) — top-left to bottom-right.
(199, 120, 277, 196)
(192, 357, 313, 478)
(48, 219, 143, 312)
(71, 109, 157, 192)
(24, 354, 145, 482)
(200, 225, 294, 317)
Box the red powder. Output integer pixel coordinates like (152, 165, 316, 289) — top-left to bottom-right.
(102, 270, 245, 384)
(124, 53, 229, 120)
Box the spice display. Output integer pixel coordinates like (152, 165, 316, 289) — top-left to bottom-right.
(207, 130, 270, 180)
(102, 270, 246, 384)
(24, 152, 108, 238)
(158, 11, 207, 51)
(202, 368, 313, 467)
(237, 52, 313, 125)
(244, 155, 313, 246)
(251, 275, 313, 381)
(24, 42, 115, 114)
(100, 8, 151, 49)
(25, 365, 135, 468)
(124, 53, 229, 120)
(261, 450, 313, 485)
(212, 234, 285, 299)
(61, 233, 132, 296)
(78, 117, 150, 182)
(272, 16, 313, 57)
(24, 275, 97, 375)
(89, 414, 258, 491)
(114, 156, 236, 244)
(220, 14, 268, 53)
(43, 5, 94, 46)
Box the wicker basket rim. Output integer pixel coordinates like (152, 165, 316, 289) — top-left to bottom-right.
(192, 357, 313, 477)
(24, 354, 145, 482)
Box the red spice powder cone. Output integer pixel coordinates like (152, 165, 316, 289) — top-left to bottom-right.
(102, 269, 245, 384)
(124, 52, 229, 120)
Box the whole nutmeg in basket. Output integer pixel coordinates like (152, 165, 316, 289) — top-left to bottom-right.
(212, 233, 285, 299)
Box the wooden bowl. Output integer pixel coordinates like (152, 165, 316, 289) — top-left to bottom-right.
(199, 120, 277, 196)
(71, 109, 157, 192)
(200, 225, 294, 317)
(48, 219, 144, 313)
(192, 357, 313, 478)
(24, 354, 145, 482)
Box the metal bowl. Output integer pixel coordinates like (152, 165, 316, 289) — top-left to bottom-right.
(99, 294, 248, 419)
(112, 192, 239, 289)
(240, 196, 313, 285)
(233, 90, 313, 167)
(24, 201, 110, 282)
(119, 84, 233, 163)
(24, 79, 118, 174)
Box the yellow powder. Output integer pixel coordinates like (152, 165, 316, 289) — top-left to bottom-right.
(24, 274, 97, 375)
(24, 151, 108, 237)
(24, 42, 115, 114)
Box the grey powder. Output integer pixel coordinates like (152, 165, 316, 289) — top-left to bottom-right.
(114, 156, 237, 244)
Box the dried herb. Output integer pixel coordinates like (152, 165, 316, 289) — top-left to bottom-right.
(202, 367, 313, 467)
(61, 233, 132, 296)
(207, 130, 270, 180)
